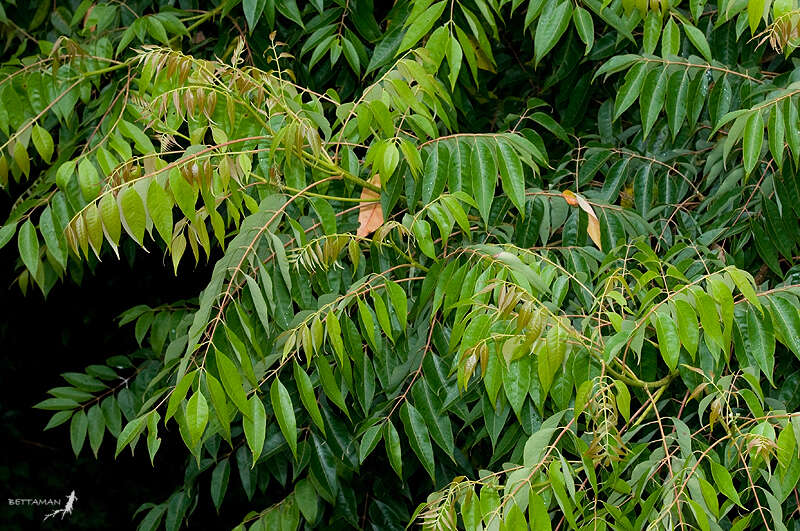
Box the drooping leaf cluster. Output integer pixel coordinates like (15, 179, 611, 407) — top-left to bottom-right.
(3, 0, 800, 529)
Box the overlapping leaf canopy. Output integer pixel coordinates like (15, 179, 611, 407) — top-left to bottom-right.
(3, 0, 800, 529)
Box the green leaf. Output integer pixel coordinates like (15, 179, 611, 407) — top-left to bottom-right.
(166, 370, 196, 422)
(400, 402, 435, 481)
(696, 289, 724, 356)
(78, 158, 101, 201)
(413, 218, 436, 259)
(315, 357, 348, 417)
(421, 144, 446, 205)
(675, 300, 699, 358)
(147, 180, 173, 245)
(446, 35, 462, 90)
(87, 404, 105, 457)
(744, 305, 775, 384)
(0, 222, 17, 250)
(640, 66, 668, 139)
(18, 220, 39, 277)
(385, 280, 407, 332)
(768, 295, 800, 359)
(294, 478, 319, 523)
(728, 268, 760, 310)
(186, 390, 209, 444)
(119, 119, 155, 154)
(31, 124, 54, 162)
(496, 138, 526, 213)
(243, 0, 266, 30)
(654, 310, 680, 370)
(242, 395, 266, 462)
(99, 193, 121, 249)
(169, 168, 197, 221)
(768, 103, 785, 168)
(572, 7, 594, 54)
(120, 186, 146, 245)
(13, 141, 29, 178)
(539, 323, 567, 398)
(359, 423, 383, 463)
(614, 62, 647, 119)
(397, 1, 446, 55)
(534, 0, 573, 66)
(665, 69, 689, 139)
(742, 111, 764, 175)
(206, 373, 231, 443)
(681, 21, 712, 62)
(270, 378, 297, 459)
(710, 459, 741, 506)
(293, 361, 325, 434)
(777, 425, 796, 474)
(749, 0, 766, 33)
(215, 349, 251, 418)
(384, 420, 403, 478)
(269, 231, 292, 291)
(245, 274, 270, 334)
(661, 18, 680, 56)
(642, 11, 661, 55)
(70, 409, 88, 457)
(115, 415, 147, 457)
(471, 138, 497, 224)
(210, 458, 230, 512)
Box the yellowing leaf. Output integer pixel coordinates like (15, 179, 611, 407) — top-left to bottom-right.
(357, 175, 382, 238)
(562, 190, 602, 250)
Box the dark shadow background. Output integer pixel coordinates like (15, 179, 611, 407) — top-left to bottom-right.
(0, 219, 252, 528)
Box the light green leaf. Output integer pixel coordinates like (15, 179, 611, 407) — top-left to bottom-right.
(654, 310, 680, 370)
(166, 369, 197, 422)
(710, 459, 741, 506)
(743, 111, 764, 175)
(147, 180, 173, 245)
(186, 390, 209, 444)
(270, 378, 297, 459)
(115, 415, 147, 457)
(642, 11, 661, 55)
(215, 349, 252, 418)
(120, 186, 146, 245)
(413, 218, 436, 259)
(99, 193, 121, 249)
(573, 7, 594, 54)
(681, 21, 712, 62)
(242, 395, 267, 463)
(396, 1, 446, 55)
(675, 300, 699, 358)
(31, 124, 54, 162)
(539, 323, 567, 398)
(78, 158, 101, 201)
(18, 220, 39, 277)
(614, 62, 647, 119)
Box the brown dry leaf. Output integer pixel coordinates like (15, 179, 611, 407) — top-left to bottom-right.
(562, 190, 602, 250)
(357, 174, 383, 237)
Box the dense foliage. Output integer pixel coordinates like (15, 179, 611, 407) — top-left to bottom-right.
(3, 0, 800, 529)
